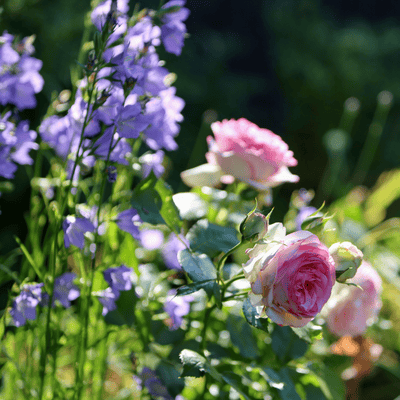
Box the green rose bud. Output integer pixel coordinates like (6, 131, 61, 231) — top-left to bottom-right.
(240, 211, 269, 242)
(329, 241, 363, 283)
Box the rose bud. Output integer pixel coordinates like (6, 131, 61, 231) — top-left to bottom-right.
(329, 241, 363, 283)
(240, 210, 269, 243)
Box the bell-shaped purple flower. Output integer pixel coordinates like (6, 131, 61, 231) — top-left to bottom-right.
(116, 208, 142, 239)
(164, 289, 193, 330)
(10, 283, 44, 327)
(103, 265, 133, 292)
(53, 273, 80, 308)
(63, 216, 95, 249)
(161, 233, 188, 270)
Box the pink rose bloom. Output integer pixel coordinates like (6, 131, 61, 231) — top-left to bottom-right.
(324, 261, 382, 337)
(207, 118, 299, 190)
(243, 223, 336, 327)
(180, 118, 299, 190)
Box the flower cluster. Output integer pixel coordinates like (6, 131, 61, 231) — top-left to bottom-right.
(10, 273, 80, 327)
(0, 32, 44, 110)
(39, 0, 188, 182)
(0, 112, 38, 179)
(97, 265, 133, 315)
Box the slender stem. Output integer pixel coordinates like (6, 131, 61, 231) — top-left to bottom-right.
(217, 241, 245, 280)
(75, 130, 115, 400)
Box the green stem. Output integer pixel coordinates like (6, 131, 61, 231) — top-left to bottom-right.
(217, 241, 245, 280)
(352, 91, 393, 186)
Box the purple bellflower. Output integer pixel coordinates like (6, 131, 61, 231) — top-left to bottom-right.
(140, 150, 165, 178)
(134, 367, 174, 400)
(161, 233, 188, 270)
(103, 265, 133, 292)
(164, 289, 193, 330)
(116, 208, 142, 239)
(0, 31, 44, 110)
(0, 112, 39, 179)
(63, 216, 96, 249)
(97, 265, 134, 315)
(160, 0, 190, 56)
(53, 273, 80, 308)
(10, 283, 45, 327)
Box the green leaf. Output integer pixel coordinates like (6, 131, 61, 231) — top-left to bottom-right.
(151, 320, 185, 345)
(172, 192, 208, 220)
(104, 287, 137, 327)
(264, 367, 301, 400)
(242, 298, 269, 332)
(156, 363, 184, 397)
(271, 325, 308, 362)
(291, 323, 323, 343)
(177, 249, 217, 282)
(176, 280, 215, 296)
(131, 173, 182, 231)
(186, 219, 239, 258)
(309, 364, 345, 400)
(131, 173, 164, 225)
(220, 372, 253, 400)
(226, 314, 259, 359)
(179, 349, 221, 381)
(155, 178, 182, 232)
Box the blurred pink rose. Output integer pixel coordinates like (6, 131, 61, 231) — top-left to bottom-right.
(180, 118, 299, 190)
(324, 261, 382, 337)
(207, 118, 299, 190)
(244, 224, 336, 327)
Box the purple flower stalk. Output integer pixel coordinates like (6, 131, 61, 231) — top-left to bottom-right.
(53, 273, 80, 308)
(164, 289, 193, 330)
(63, 216, 95, 249)
(10, 283, 44, 327)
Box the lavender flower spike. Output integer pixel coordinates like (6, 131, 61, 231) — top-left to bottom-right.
(53, 273, 80, 308)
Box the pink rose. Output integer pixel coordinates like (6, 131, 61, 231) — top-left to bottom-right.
(243, 224, 336, 327)
(207, 118, 299, 190)
(180, 118, 299, 190)
(324, 261, 382, 337)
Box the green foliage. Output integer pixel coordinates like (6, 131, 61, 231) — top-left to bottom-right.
(226, 314, 259, 359)
(242, 298, 269, 332)
(186, 219, 239, 258)
(131, 172, 182, 232)
(271, 325, 309, 363)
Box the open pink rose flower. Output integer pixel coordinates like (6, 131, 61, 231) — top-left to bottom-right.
(323, 261, 382, 337)
(243, 223, 336, 327)
(180, 118, 299, 190)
